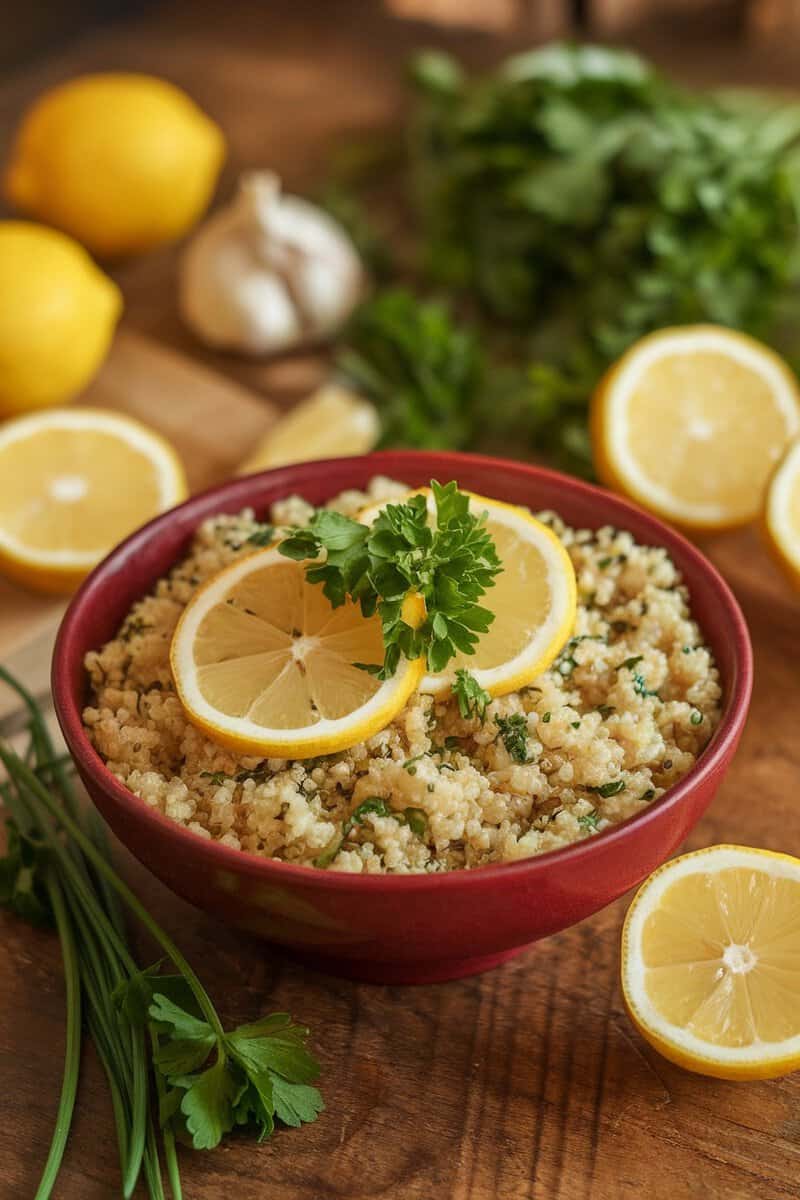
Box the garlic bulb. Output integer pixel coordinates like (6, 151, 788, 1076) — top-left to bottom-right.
(179, 171, 365, 354)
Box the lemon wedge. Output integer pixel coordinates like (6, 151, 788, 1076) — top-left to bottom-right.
(358, 489, 576, 698)
(592, 326, 800, 530)
(237, 384, 380, 474)
(170, 546, 424, 758)
(622, 845, 800, 1081)
(0, 408, 187, 594)
(764, 437, 800, 590)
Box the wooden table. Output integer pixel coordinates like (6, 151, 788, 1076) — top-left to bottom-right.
(1, 4, 799, 1197)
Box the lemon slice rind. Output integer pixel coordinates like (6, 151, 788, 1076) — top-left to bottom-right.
(764, 437, 800, 589)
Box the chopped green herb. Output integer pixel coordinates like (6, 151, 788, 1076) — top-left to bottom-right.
(596, 705, 615, 719)
(571, 721, 581, 730)
(541, 711, 551, 723)
(314, 796, 429, 867)
(618, 655, 644, 672)
(585, 779, 626, 798)
(494, 713, 531, 763)
(682, 645, 693, 654)
(245, 523, 275, 547)
(632, 672, 660, 699)
(690, 710, 703, 725)
(120, 616, 152, 642)
(578, 810, 600, 831)
(597, 557, 613, 569)
(452, 669, 491, 723)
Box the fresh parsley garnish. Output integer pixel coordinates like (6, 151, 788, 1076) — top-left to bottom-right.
(279, 481, 501, 679)
(618, 655, 644, 672)
(578, 810, 600, 831)
(452, 669, 491, 723)
(690, 710, 703, 725)
(494, 713, 531, 763)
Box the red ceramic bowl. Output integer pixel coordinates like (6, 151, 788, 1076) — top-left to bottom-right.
(53, 452, 752, 984)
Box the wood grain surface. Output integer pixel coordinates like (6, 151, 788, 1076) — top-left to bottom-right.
(1, 3, 799, 1198)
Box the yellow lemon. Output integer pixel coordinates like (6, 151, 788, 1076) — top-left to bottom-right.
(763, 437, 800, 591)
(170, 548, 425, 759)
(0, 407, 187, 594)
(592, 326, 800, 531)
(622, 845, 800, 1081)
(0, 221, 122, 416)
(6, 74, 225, 258)
(237, 384, 380, 475)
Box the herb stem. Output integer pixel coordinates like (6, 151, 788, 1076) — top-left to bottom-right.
(0, 747, 225, 1042)
(34, 870, 81, 1200)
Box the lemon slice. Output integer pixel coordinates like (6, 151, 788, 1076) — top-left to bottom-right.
(592, 326, 800, 530)
(170, 546, 424, 758)
(764, 437, 800, 590)
(622, 845, 800, 1081)
(237, 384, 380, 474)
(0, 407, 187, 594)
(358, 489, 576, 698)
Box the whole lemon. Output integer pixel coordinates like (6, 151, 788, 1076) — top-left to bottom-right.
(0, 221, 122, 416)
(5, 73, 225, 258)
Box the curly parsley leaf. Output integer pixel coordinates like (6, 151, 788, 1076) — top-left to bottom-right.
(280, 480, 501, 679)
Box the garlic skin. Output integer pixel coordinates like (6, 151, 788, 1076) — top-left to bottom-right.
(179, 171, 366, 355)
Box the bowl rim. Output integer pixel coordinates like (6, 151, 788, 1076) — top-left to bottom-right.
(52, 450, 753, 893)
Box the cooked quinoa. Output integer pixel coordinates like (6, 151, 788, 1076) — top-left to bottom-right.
(83, 476, 721, 874)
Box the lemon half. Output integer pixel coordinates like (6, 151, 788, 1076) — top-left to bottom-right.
(592, 326, 800, 530)
(0, 408, 186, 594)
(622, 845, 800, 1081)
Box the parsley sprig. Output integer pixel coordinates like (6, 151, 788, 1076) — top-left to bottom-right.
(279, 480, 501, 678)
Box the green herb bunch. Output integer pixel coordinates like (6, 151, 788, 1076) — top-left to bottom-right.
(0, 668, 322, 1200)
(279, 480, 501, 677)
(332, 44, 800, 474)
